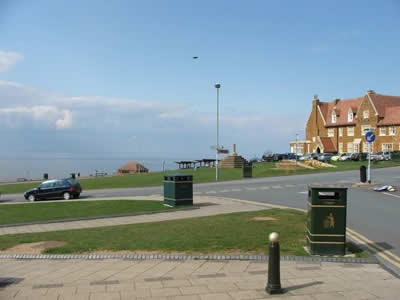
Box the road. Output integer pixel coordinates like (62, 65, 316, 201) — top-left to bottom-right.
(2, 167, 400, 271)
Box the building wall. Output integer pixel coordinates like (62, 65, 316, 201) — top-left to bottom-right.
(306, 99, 328, 152)
(304, 95, 400, 154)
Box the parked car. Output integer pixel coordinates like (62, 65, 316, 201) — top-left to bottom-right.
(299, 153, 319, 161)
(350, 153, 360, 161)
(369, 151, 392, 161)
(262, 153, 274, 162)
(318, 153, 334, 162)
(273, 153, 289, 161)
(287, 153, 301, 160)
(339, 153, 353, 161)
(24, 178, 82, 202)
(331, 153, 346, 161)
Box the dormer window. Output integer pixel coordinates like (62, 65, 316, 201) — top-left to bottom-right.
(348, 111, 353, 122)
(332, 112, 337, 123)
(363, 110, 369, 119)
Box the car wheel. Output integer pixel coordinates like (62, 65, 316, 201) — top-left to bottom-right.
(28, 194, 35, 202)
(63, 192, 71, 200)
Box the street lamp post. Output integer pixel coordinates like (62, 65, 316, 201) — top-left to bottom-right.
(295, 133, 298, 173)
(215, 83, 221, 181)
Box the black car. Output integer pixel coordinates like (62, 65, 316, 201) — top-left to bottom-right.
(24, 178, 82, 202)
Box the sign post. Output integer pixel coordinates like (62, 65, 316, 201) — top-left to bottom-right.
(365, 131, 376, 183)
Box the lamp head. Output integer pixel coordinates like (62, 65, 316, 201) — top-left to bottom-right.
(215, 83, 221, 89)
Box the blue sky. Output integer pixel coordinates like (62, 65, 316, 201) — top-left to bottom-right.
(1, 0, 400, 166)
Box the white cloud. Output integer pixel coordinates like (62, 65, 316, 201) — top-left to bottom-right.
(56, 110, 72, 129)
(0, 51, 24, 72)
(0, 105, 73, 129)
(0, 80, 305, 154)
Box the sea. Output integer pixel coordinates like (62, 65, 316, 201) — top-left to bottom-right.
(0, 156, 191, 182)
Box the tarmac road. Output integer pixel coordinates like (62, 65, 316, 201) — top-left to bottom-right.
(2, 166, 400, 271)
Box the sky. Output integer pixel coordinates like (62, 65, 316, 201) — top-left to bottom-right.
(1, 0, 400, 176)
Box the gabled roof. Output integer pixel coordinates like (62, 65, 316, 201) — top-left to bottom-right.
(315, 92, 400, 127)
(320, 97, 363, 127)
(368, 93, 400, 123)
(320, 137, 336, 152)
(118, 161, 148, 171)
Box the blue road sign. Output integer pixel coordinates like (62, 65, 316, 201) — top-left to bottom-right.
(365, 131, 376, 143)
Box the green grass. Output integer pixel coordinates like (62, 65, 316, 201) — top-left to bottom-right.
(0, 209, 309, 255)
(2, 160, 400, 195)
(0, 200, 173, 225)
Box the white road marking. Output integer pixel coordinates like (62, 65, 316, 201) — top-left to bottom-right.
(205, 191, 216, 194)
(260, 186, 270, 190)
(298, 191, 308, 194)
(231, 188, 241, 192)
(271, 185, 282, 189)
(245, 187, 258, 191)
(382, 192, 400, 199)
(219, 190, 230, 193)
(193, 192, 202, 195)
(285, 184, 296, 188)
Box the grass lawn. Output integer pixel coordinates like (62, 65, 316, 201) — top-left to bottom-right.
(1, 160, 400, 195)
(0, 200, 174, 225)
(0, 209, 367, 257)
(0, 209, 309, 255)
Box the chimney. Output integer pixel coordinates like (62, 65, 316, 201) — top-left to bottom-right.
(312, 95, 319, 107)
(367, 90, 375, 95)
(334, 98, 340, 105)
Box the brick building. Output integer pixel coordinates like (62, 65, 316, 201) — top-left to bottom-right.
(294, 90, 400, 154)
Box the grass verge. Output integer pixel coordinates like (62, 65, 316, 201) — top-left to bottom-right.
(0, 200, 173, 225)
(0, 209, 309, 255)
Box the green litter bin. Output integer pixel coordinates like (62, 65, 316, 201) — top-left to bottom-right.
(307, 186, 347, 256)
(164, 174, 193, 207)
(242, 163, 253, 178)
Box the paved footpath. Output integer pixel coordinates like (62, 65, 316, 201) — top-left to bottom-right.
(0, 196, 400, 299)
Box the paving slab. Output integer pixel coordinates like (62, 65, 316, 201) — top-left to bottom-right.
(1, 258, 399, 300)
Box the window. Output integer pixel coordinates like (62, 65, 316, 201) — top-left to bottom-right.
(361, 125, 371, 136)
(389, 126, 396, 136)
(354, 143, 360, 153)
(363, 110, 369, 119)
(328, 128, 334, 137)
(347, 127, 354, 136)
(362, 142, 368, 153)
(380, 127, 386, 136)
(339, 143, 343, 153)
(382, 143, 393, 151)
(348, 111, 353, 122)
(347, 142, 354, 153)
(363, 142, 373, 152)
(339, 127, 343, 137)
(331, 113, 336, 123)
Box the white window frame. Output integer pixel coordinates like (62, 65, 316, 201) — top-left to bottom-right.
(331, 113, 336, 123)
(347, 142, 354, 153)
(338, 143, 343, 153)
(361, 125, 371, 136)
(348, 111, 353, 122)
(362, 142, 368, 153)
(363, 110, 369, 119)
(347, 127, 354, 136)
(389, 126, 395, 136)
(380, 127, 386, 136)
(328, 128, 334, 137)
(339, 127, 343, 137)
(354, 143, 360, 153)
(382, 143, 393, 151)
